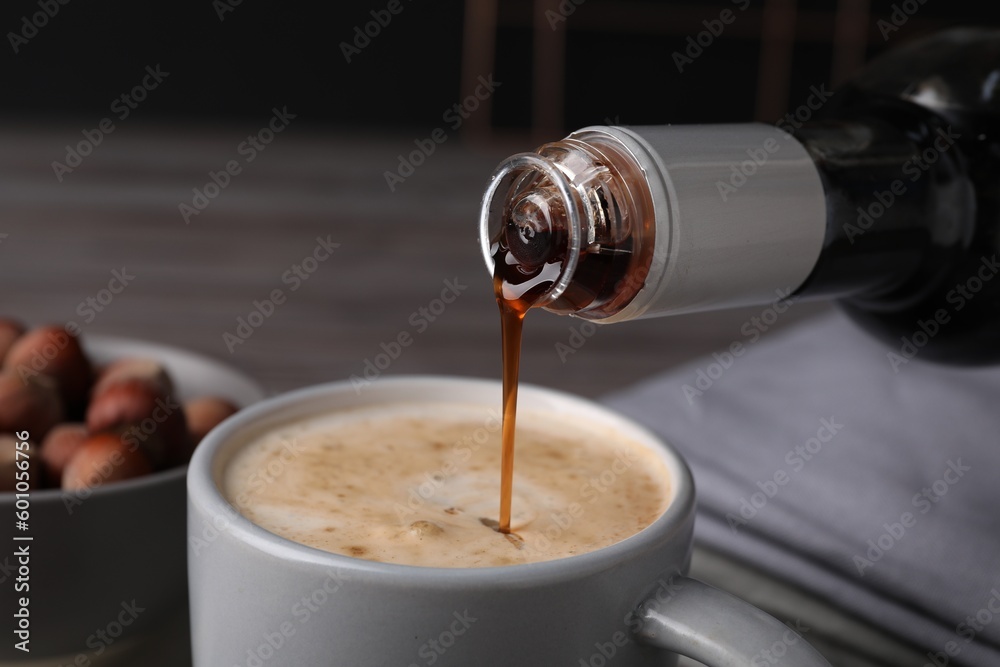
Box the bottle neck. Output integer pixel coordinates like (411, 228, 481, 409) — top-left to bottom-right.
(480, 111, 973, 322)
(791, 101, 973, 308)
(480, 131, 656, 318)
(481, 124, 831, 321)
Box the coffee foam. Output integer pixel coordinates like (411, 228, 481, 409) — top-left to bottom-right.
(223, 402, 670, 568)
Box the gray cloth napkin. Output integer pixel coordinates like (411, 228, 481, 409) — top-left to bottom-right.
(602, 309, 1000, 667)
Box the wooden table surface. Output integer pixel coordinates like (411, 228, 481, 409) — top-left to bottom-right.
(0, 122, 830, 399)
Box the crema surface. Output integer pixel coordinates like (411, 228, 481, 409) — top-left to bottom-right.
(223, 403, 670, 568)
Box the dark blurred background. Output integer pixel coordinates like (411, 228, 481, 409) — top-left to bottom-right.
(0, 1, 998, 399)
(2, 6, 1000, 665)
(2, 0, 995, 133)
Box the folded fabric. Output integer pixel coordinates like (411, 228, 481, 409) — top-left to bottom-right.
(602, 309, 1000, 667)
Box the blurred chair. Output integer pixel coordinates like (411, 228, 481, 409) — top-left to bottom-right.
(459, 0, 888, 140)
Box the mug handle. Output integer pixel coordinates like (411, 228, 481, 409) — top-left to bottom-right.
(635, 575, 832, 666)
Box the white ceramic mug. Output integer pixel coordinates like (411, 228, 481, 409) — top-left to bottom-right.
(187, 376, 831, 666)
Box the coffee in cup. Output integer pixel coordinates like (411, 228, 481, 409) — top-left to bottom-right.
(222, 401, 671, 567)
(190, 378, 832, 667)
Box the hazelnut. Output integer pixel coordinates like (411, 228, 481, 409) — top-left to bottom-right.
(4, 326, 93, 415)
(93, 357, 175, 399)
(0, 318, 26, 365)
(39, 423, 88, 486)
(61, 432, 153, 490)
(0, 370, 64, 441)
(86, 379, 188, 468)
(184, 396, 239, 443)
(0, 434, 38, 492)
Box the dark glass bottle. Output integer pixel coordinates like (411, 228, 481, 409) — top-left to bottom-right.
(479, 29, 1000, 364)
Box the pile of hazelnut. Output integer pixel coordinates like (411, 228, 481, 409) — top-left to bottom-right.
(0, 320, 239, 492)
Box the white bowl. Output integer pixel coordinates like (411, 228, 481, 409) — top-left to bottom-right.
(0, 336, 264, 662)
